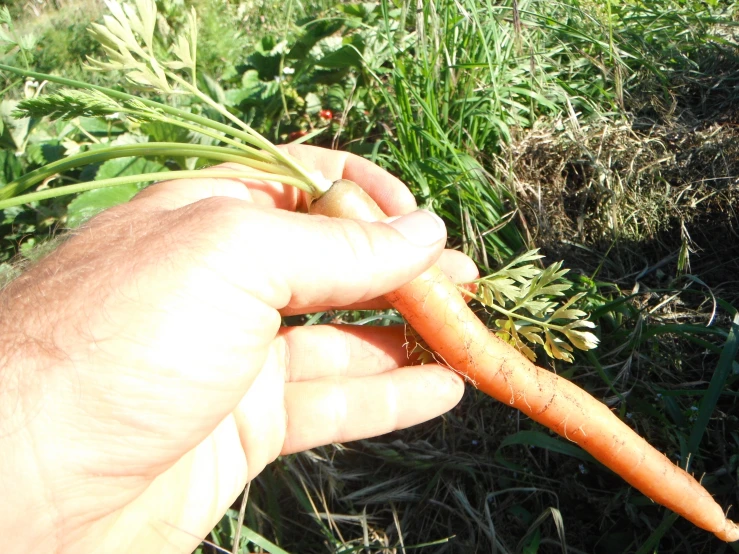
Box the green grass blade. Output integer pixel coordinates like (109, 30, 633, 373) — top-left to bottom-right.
(634, 512, 680, 554)
(236, 526, 291, 554)
(0, 63, 272, 152)
(688, 313, 739, 452)
(496, 430, 597, 465)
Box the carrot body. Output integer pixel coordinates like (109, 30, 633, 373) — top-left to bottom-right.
(310, 179, 739, 543)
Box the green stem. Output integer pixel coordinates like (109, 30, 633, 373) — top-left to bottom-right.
(141, 110, 279, 163)
(0, 64, 321, 189)
(169, 74, 328, 194)
(0, 169, 310, 210)
(0, 143, 296, 200)
(121, 107, 303, 178)
(0, 77, 23, 97)
(460, 287, 570, 333)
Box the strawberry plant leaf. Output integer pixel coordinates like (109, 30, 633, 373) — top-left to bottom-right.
(66, 184, 142, 229)
(66, 156, 167, 228)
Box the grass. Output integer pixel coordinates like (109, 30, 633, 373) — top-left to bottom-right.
(3, 0, 739, 552)
(215, 1, 739, 552)
(7, 0, 107, 83)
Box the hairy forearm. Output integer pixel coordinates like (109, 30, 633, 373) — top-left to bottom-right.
(0, 237, 95, 553)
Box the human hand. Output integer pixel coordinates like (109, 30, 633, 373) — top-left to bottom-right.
(0, 145, 476, 553)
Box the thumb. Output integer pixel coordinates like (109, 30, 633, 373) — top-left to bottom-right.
(228, 206, 447, 311)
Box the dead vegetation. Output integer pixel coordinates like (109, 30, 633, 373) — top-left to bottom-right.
(505, 55, 739, 301)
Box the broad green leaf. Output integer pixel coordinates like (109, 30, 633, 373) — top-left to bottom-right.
(317, 40, 364, 69)
(286, 19, 343, 62)
(66, 157, 167, 228)
(78, 116, 125, 135)
(247, 37, 287, 79)
(1, 205, 26, 225)
(339, 3, 379, 21)
(226, 70, 280, 107)
(95, 156, 167, 184)
(66, 184, 142, 229)
(304, 93, 321, 116)
(140, 121, 191, 143)
(26, 141, 66, 166)
(138, 122, 191, 169)
(0, 99, 29, 150)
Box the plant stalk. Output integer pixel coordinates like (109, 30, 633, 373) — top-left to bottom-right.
(0, 63, 327, 196)
(0, 143, 300, 201)
(0, 169, 310, 210)
(460, 288, 578, 334)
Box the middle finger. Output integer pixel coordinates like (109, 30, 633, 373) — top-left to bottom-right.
(278, 324, 416, 382)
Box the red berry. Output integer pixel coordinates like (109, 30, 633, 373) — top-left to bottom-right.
(288, 130, 308, 141)
(319, 109, 333, 120)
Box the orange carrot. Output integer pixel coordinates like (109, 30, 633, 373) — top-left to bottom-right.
(310, 179, 739, 543)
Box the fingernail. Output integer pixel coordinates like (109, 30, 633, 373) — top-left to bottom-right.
(385, 210, 446, 246)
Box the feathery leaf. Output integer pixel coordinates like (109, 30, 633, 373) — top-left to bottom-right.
(470, 249, 598, 362)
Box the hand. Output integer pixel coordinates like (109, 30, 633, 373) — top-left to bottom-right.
(0, 145, 475, 553)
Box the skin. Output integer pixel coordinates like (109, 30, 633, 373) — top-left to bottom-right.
(0, 146, 476, 553)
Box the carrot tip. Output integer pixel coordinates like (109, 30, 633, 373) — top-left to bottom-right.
(716, 519, 739, 542)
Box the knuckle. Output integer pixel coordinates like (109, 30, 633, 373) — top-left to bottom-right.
(190, 195, 248, 221)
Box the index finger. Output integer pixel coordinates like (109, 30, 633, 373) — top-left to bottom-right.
(133, 145, 419, 217)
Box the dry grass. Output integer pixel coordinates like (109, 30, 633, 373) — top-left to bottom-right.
(505, 91, 739, 300)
